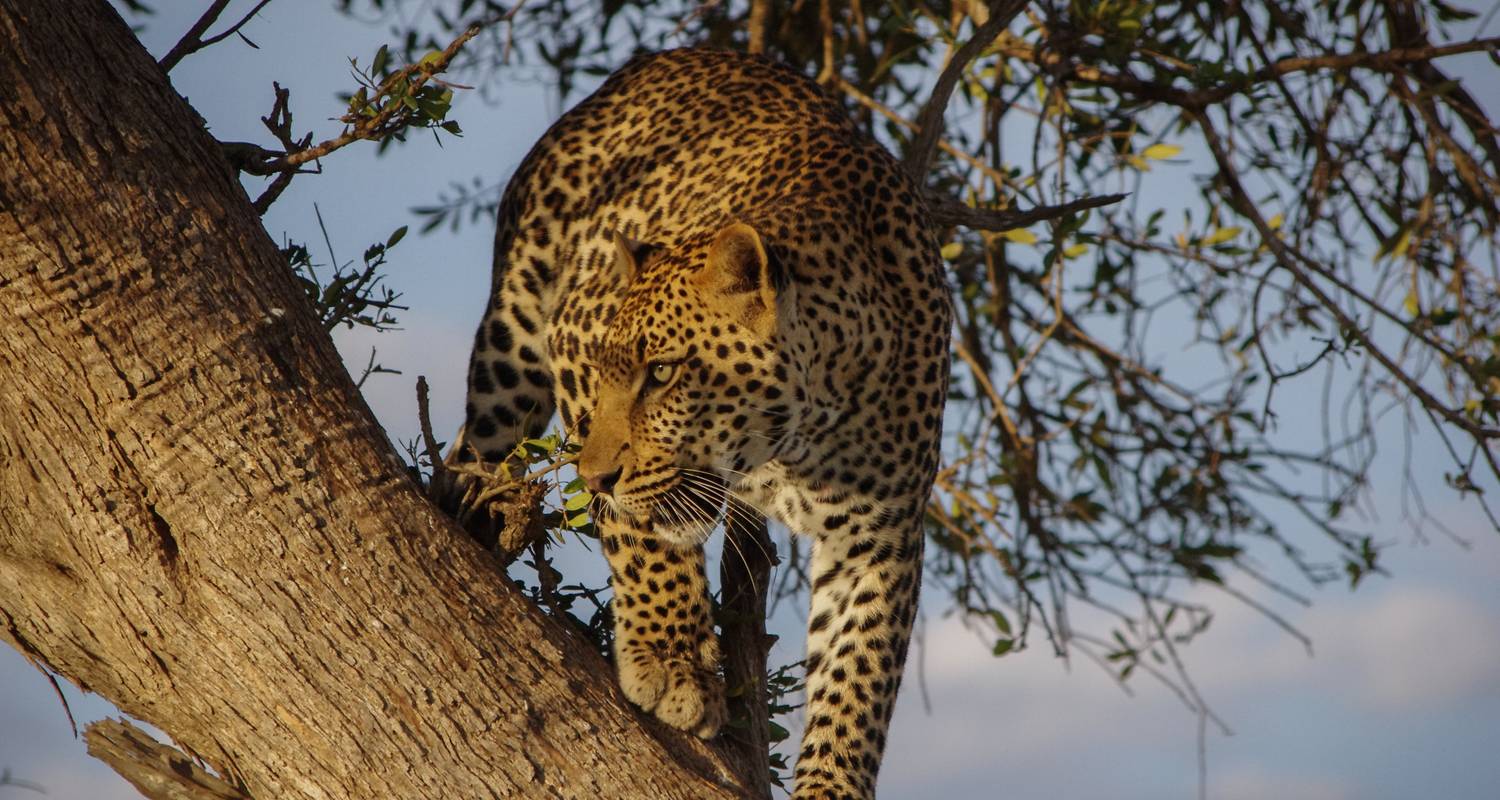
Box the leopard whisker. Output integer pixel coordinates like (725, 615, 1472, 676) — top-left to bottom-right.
(676, 476, 762, 596)
(680, 468, 774, 526)
(685, 463, 757, 485)
(672, 479, 724, 532)
(657, 489, 692, 532)
(678, 472, 776, 569)
(655, 480, 718, 545)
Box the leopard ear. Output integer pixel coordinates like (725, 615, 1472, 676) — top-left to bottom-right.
(611, 231, 656, 283)
(694, 222, 785, 338)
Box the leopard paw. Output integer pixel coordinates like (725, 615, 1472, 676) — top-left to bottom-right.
(617, 646, 726, 739)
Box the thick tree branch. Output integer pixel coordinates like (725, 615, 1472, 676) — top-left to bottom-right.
(0, 4, 756, 797)
(904, 0, 1031, 180)
(746, 0, 770, 55)
(717, 515, 777, 799)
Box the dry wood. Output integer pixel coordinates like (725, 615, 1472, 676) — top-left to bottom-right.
(716, 516, 777, 799)
(85, 719, 251, 800)
(0, 3, 753, 798)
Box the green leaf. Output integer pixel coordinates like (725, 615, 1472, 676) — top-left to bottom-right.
(564, 490, 593, 511)
(1390, 228, 1413, 258)
(1002, 227, 1038, 245)
(1201, 226, 1241, 246)
(1403, 291, 1420, 318)
(940, 241, 963, 260)
(1142, 143, 1182, 160)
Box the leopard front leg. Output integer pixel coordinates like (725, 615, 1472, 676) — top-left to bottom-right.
(792, 523, 923, 800)
(601, 513, 726, 739)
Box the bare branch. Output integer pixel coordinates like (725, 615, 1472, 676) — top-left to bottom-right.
(927, 191, 1128, 232)
(250, 82, 311, 212)
(416, 375, 448, 487)
(1193, 109, 1500, 443)
(904, 0, 1030, 180)
(158, 0, 232, 72)
(997, 35, 1500, 110)
(746, 0, 770, 55)
(816, 0, 835, 85)
(158, 0, 273, 73)
(195, 1, 274, 51)
(838, 78, 1012, 190)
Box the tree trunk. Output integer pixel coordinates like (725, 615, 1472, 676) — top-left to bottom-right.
(0, 3, 752, 798)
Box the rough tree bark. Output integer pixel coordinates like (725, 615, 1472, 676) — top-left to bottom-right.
(0, 3, 755, 798)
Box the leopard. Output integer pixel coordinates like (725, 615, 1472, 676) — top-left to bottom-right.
(462, 47, 950, 799)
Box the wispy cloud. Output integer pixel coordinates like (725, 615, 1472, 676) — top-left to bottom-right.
(1215, 764, 1357, 800)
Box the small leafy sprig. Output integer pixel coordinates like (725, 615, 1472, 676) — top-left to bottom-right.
(222, 24, 483, 197)
(763, 660, 805, 789)
(283, 208, 409, 334)
(338, 43, 466, 156)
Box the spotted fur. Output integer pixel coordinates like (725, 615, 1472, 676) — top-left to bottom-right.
(464, 48, 951, 798)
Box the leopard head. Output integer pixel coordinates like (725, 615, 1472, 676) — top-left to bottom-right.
(577, 222, 800, 546)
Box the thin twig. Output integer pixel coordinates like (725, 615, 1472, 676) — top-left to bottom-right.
(159, 0, 274, 72)
(838, 78, 1012, 190)
(816, 0, 836, 85)
(1196, 109, 1500, 443)
(994, 35, 1500, 110)
(196, 0, 274, 51)
(158, 0, 233, 72)
(416, 376, 448, 486)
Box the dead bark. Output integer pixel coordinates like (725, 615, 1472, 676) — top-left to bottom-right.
(716, 516, 776, 799)
(85, 719, 251, 800)
(0, 3, 753, 798)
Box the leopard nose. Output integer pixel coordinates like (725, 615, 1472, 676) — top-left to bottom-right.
(583, 466, 622, 496)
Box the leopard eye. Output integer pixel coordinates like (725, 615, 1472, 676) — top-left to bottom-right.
(645, 361, 678, 388)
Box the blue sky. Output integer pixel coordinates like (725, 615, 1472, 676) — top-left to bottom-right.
(2, 3, 1498, 798)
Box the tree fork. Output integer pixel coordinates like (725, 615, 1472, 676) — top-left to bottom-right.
(0, 3, 752, 798)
